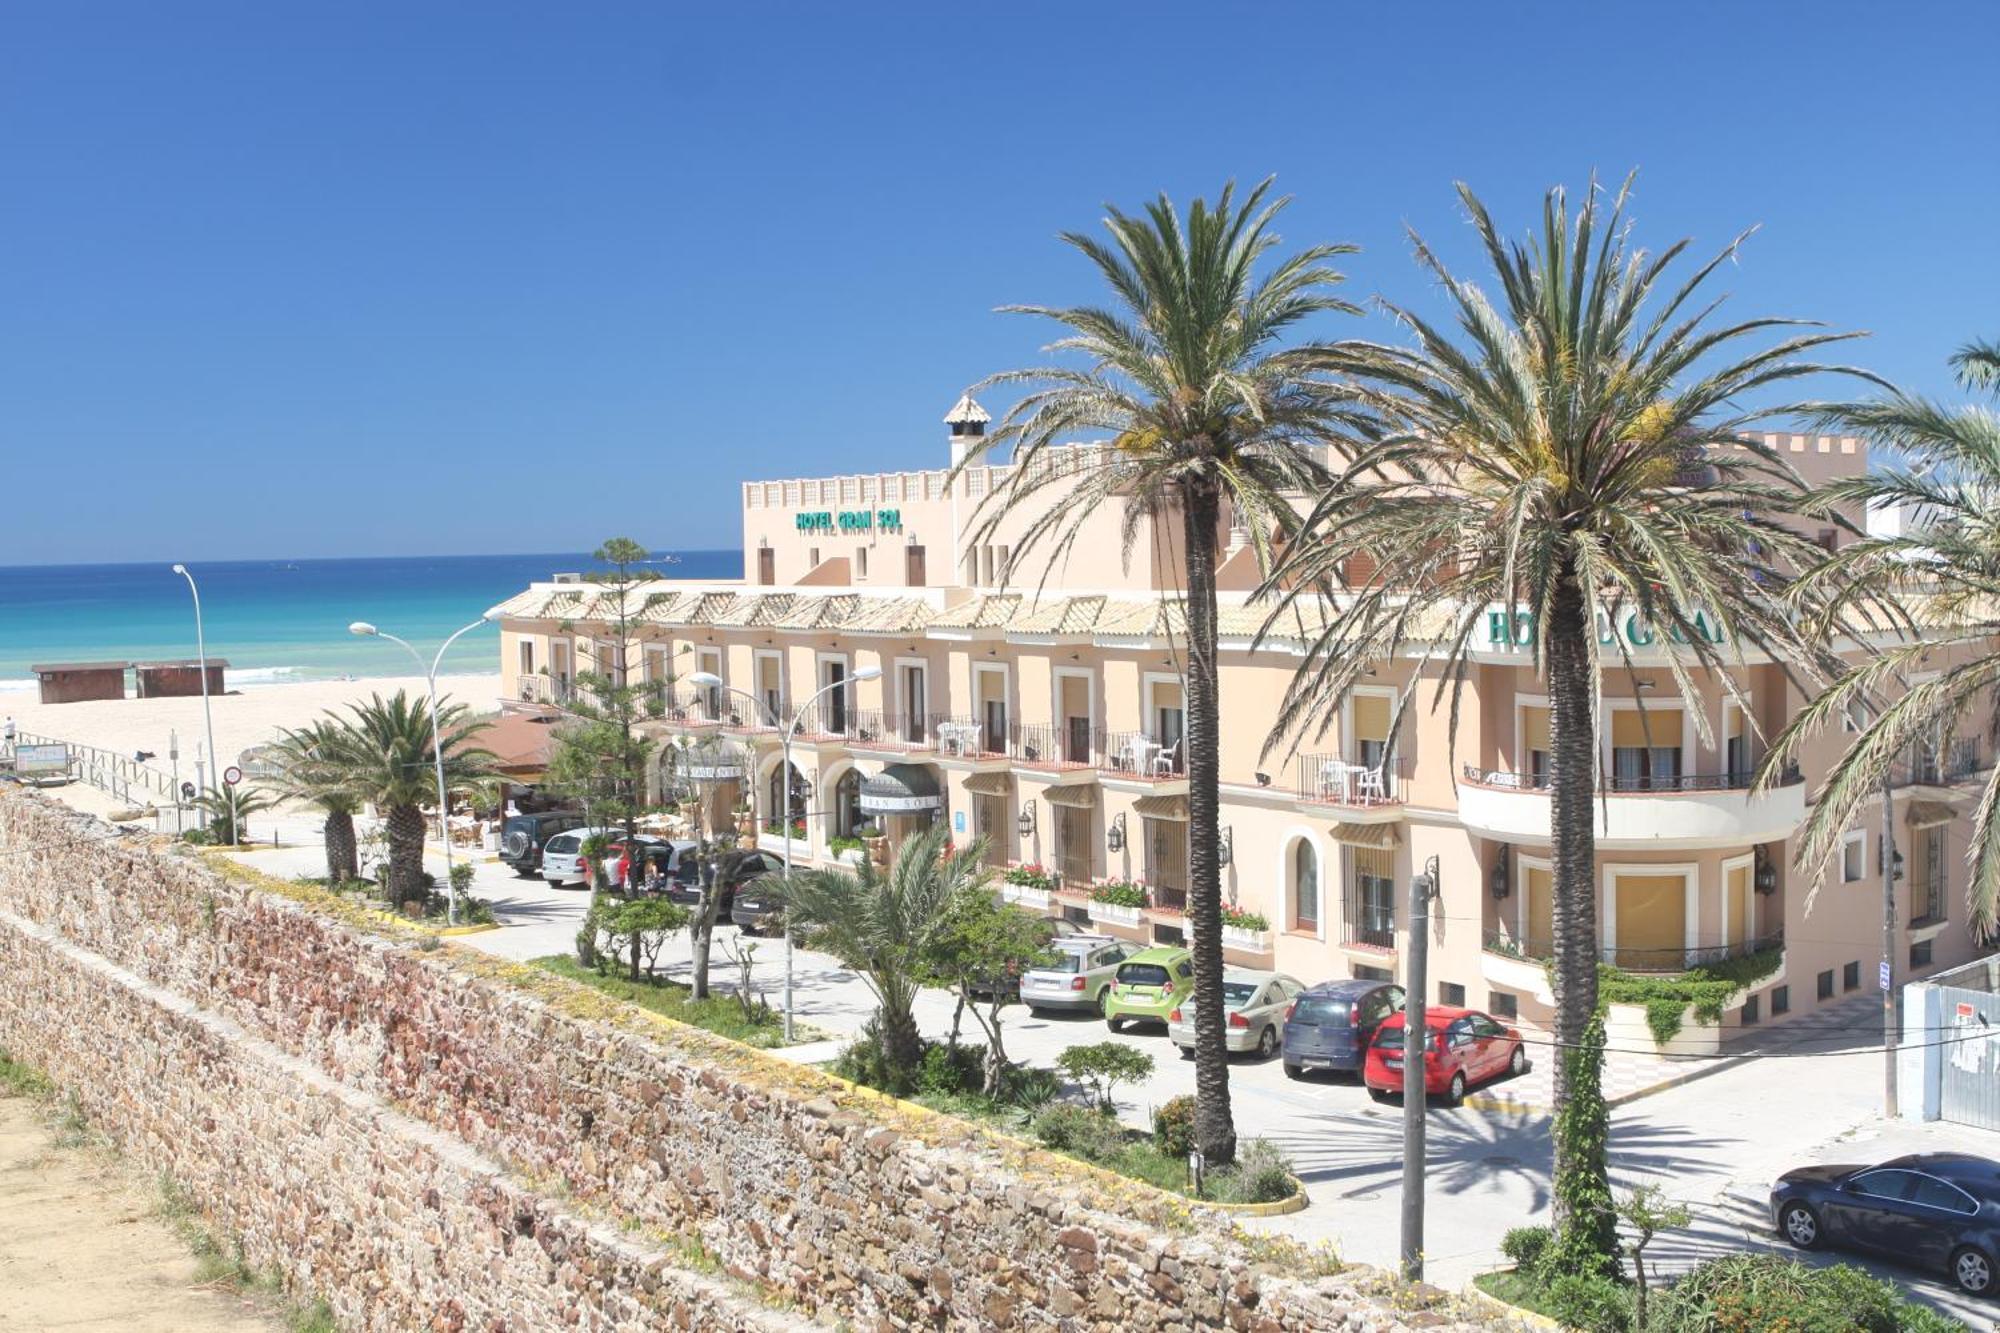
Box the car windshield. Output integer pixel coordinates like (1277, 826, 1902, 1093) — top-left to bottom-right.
(1221, 982, 1259, 1006)
(1118, 963, 1169, 987)
(1290, 996, 1350, 1025)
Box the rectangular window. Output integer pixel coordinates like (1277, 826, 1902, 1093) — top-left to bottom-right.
(1817, 969, 1835, 1001)
(1351, 693, 1393, 771)
(1150, 923, 1184, 947)
(1611, 708, 1683, 789)
(1489, 991, 1518, 1020)
(1353, 965, 1392, 982)
(1911, 939, 1933, 969)
(1439, 981, 1465, 1007)
(1741, 995, 1760, 1025)
(1913, 824, 1946, 925)
(518, 640, 534, 675)
(1771, 985, 1790, 1016)
(1345, 847, 1395, 948)
(1520, 705, 1551, 782)
(808, 546, 821, 569)
(1844, 960, 1861, 992)
(1842, 831, 1866, 884)
(856, 547, 869, 579)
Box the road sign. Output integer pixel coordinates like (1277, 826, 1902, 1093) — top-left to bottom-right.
(222, 765, 243, 786)
(1879, 960, 1893, 992)
(13, 743, 68, 778)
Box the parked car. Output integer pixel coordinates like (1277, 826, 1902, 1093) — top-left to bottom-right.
(1361, 1007, 1526, 1105)
(1771, 1152, 2000, 1296)
(1019, 935, 1129, 1016)
(1166, 969, 1306, 1059)
(1281, 978, 1406, 1079)
(497, 811, 586, 877)
(1102, 947, 1193, 1033)
(728, 868, 792, 934)
(540, 827, 619, 888)
(671, 849, 785, 918)
(600, 835, 677, 889)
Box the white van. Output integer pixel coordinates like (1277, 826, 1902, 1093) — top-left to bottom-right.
(540, 827, 618, 888)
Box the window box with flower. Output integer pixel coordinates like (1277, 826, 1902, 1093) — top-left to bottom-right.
(1001, 863, 1059, 909)
(1089, 879, 1148, 928)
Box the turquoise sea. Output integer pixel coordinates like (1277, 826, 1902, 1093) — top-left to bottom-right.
(0, 550, 741, 692)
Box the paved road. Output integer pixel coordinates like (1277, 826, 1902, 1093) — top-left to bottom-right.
(223, 829, 1998, 1315)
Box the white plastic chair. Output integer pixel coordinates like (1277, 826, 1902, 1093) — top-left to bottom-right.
(1353, 766, 1387, 803)
(1318, 759, 1350, 799)
(1125, 735, 1153, 774)
(1151, 740, 1181, 777)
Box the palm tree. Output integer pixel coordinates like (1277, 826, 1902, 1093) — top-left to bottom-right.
(1762, 339, 2000, 940)
(961, 178, 1364, 1165)
(783, 825, 990, 1094)
(1263, 175, 1863, 1263)
(190, 785, 277, 846)
(265, 720, 363, 882)
(321, 691, 494, 909)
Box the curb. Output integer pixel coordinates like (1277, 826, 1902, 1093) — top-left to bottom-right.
(1465, 1271, 1561, 1330)
(1463, 1048, 1760, 1116)
(1193, 1174, 1310, 1216)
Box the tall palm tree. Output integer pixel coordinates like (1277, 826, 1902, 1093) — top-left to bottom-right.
(323, 691, 494, 908)
(1763, 339, 2000, 940)
(266, 720, 363, 883)
(961, 178, 1364, 1164)
(1264, 175, 1864, 1261)
(783, 825, 990, 1094)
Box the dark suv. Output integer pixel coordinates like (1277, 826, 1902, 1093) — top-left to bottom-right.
(498, 811, 586, 877)
(1281, 978, 1406, 1079)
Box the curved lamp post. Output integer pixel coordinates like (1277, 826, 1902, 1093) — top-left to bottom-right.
(688, 664, 881, 1041)
(169, 564, 226, 843)
(348, 613, 498, 924)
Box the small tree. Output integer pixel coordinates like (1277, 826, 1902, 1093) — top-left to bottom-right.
(1057, 1042, 1155, 1114)
(1617, 1184, 1691, 1331)
(922, 894, 1057, 1096)
(601, 897, 689, 981)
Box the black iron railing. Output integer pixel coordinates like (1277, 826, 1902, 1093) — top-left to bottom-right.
(1098, 730, 1186, 778)
(1298, 754, 1408, 804)
(1461, 764, 1803, 794)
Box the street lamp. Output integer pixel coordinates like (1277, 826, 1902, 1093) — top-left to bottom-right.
(349, 613, 499, 924)
(688, 663, 882, 1041)
(169, 564, 226, 843)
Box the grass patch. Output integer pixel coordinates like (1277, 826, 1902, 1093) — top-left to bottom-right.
(1473, 1269, 1551, 1317)
(286, 1300, 339, 1333)
(0, 1047, 55, 1100)
(530, 955, 790, 1049)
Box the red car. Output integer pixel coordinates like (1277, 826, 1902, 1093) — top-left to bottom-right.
(1361, 1006, 1527, 1104)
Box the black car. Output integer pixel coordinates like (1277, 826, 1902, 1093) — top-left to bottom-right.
(497, 811, 585, 877)
(1280, 978, 1406, 1079)
(669, 849, 785, 919)
(1771, 1152, 2000, 1296)
(729, 863, 793, 934)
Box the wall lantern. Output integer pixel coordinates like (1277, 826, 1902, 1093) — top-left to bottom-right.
(1489, 852, 1511, 901)
(1016, 801, 1037, 840)
(1218, 827, 1234, 868)
(1108, 812, 1127, 854)
(1753, 845, 1778, 896)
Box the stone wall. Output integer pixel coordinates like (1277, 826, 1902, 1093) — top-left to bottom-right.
(0, 792, 1507, 1331)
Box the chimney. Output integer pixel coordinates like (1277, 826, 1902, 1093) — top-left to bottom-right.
(944, 391, 990, 468)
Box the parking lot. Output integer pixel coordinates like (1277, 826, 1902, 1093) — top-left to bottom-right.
(223, 825, 1999, 1312)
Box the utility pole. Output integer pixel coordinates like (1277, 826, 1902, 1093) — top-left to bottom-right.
(1880, 770, 1900, 1118)
(1401, 855, 1438, 1282)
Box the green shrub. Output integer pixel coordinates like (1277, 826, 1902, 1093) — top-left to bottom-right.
(1650, 1253, 1949, 1333)
(1543, 1271, 1632, 1332)
(1007, 1064, 1061, 1110)
(833, 1022, 900, 1092)
(1152, 1095, 1197, 1158)
(1592, 946, 1783, 1044)
(1032, 1104, 1126, 1161)
(917, 1042, 984, 1097)
(1500, 1224, 1553, 1277)
(1057, 1041, 1155, 1111)
(1212, 1138, 1295, 1204)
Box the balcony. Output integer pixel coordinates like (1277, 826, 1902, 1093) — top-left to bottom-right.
(928, 714, 1011, 760)
(515, 672, 574, 707)
(649, 687, 729, 732)
(1097, 730, 1186, 783)
(1457, 764, 1807, 850)
(1296, 753, 1408, 810)
(845, 710, 933, 753)
(1893, 736, 1985, 791)
(1482, 926, 1784, 980)
(1013, 721, 1095, 770)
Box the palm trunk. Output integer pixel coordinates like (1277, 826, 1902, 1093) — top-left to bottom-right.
(877, 982, 925, 1094)
(324, 808, 357, 883)
(385, 803, 427, 910)
(1546, 569, 1607, 1237)
(1182, 480, 1236, 1167)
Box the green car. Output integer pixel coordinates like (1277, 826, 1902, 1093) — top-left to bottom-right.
(1103, 947, 1194, 1032)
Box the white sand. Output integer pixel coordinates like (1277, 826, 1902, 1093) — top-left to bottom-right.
(2, 674, 503, 780)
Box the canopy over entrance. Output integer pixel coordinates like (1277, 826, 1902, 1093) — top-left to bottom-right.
(861, 763, 943, 814)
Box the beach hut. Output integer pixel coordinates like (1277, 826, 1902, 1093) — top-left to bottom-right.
(30, 661, 130, 704)
(134, 659, 229, 698)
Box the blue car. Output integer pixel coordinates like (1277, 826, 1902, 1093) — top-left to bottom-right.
(1771, 1152, 2000, 1297)
(1280, 978, 1405, 1080)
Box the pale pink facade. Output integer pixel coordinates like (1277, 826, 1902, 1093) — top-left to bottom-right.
(491, 405, 1991, 1046)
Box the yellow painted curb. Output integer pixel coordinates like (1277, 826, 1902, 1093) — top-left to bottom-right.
(362, 910, 500, 937)
(1466, 1271, 1562, 1330)
(1193, 1175, 1309, 1216)
(1464, 1091, 1545, 1115)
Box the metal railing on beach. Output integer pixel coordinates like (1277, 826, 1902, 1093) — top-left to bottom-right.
(14, 730, 181, 806)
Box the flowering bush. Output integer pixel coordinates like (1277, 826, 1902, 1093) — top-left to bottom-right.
(1220, 905, 1270, 932)
(1003, 864, 1059, 892)
(1089, 879, 1148, 909)
(763, 818, 807, 839)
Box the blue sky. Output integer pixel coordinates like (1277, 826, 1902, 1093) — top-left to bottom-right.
(2, 2, 1994, 564)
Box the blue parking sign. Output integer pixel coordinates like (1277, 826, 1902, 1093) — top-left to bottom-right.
(954, 810, 966, 834)
(1879, 960, 1892, 992)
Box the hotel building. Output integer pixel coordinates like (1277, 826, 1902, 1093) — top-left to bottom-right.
(490, 397, 1994, 1047)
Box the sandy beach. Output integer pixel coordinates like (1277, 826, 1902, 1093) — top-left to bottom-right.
(2, 674, 504, 785)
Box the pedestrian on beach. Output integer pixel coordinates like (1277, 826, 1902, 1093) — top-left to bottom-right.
(3, 716, 14, 756)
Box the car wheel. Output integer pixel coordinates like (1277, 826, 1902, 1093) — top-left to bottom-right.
(1107, 1015, 1125, 1033)
(1447, 1072, 1467, 1105)
(1368, 1086, 1390, 1104)
(1256, 1026, 1278, 1059)
(1778, 1200, 1822, 1250)
(1951, 1245, 1993, 1296)
(1283, 1062, 1303, 1080)
(1178, 1044, 1194, 1061)
(1095, 989, 1109, 1018)
(1027, 1004, 1046, 1018)
(1508, 1046, 1526, 1077)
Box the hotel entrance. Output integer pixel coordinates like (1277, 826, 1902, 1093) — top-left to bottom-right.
(860, 762, 943, 851)
(1047, 784, 1098, 886)
(965, 772, 1012, 869)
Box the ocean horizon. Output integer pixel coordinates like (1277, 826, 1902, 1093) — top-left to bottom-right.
(0, 550, 742, 691)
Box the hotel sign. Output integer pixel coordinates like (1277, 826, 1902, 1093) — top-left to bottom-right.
(1484, 606, 1727, 651)
(795, 509, 902, 535)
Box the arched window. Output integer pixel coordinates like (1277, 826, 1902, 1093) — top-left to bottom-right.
(1292, 838, 1319, 931)
(834, 770, 861, 838)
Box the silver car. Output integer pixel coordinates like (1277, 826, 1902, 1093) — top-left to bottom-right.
(1019, 935, 1130, 1015)
(1167, 969, 1306, 1059)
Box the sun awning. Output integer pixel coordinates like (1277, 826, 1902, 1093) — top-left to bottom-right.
(1907, 800, 1957, 829)
(674, 740, 748, 783)
(860, 762, 943, 814)
(963, 771, 1013, 797)
(1330, 821, 1401, 849)
(1133, 793, 1188, 821)
(1043, 783, 1100, 810)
